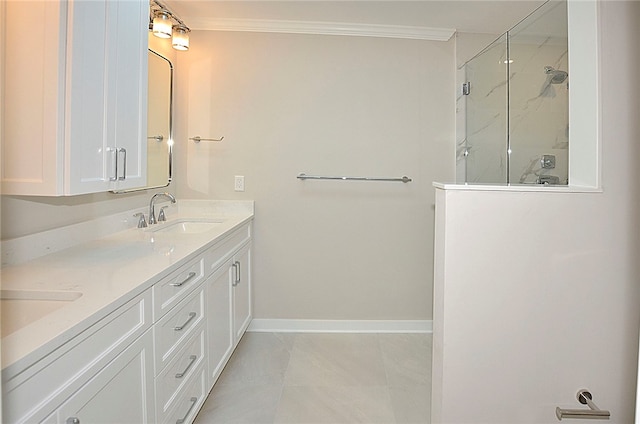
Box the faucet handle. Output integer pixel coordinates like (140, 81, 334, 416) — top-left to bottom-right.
(133, 212, 147, 228)
(158, 206, 168, 222)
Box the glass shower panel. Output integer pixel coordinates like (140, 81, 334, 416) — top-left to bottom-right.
(508, 1, 568, 184)
(464, 34, 508, 184)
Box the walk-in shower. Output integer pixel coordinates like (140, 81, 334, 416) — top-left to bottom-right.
(459, 1, 569, 185)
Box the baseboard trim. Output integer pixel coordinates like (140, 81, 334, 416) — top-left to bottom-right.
(247, 319, 432, 333)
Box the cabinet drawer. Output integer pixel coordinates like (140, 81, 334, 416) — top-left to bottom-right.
(156, 325, 205, 418)
(161, 365, 207, 424)
(154, 286, 205, 374)
(153, 255, 205, 321)
(204, 222, 251, 275)
(3, 290, 152, 424)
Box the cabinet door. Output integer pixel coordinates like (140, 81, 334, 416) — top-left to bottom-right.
(65, 0, 109, 193)
(206, 259, 233, 388)
(232, 244, 252, 344)
(107, 0, 148, 192)
(66, 0, 147, 194)
(54, 330, 155, 424)
(1, 0, 66, 195)
(1, 0, 146, 196)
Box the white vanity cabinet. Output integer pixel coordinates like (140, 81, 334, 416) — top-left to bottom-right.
(205, 259, 234, 387)
(232, 243, 252, 344)
(204, 224, 253, 387)
(2, 290, 155, 424)
(154, 220, 253, 423)
(1, 0, 148, 195)
(44, 330, 155, 424)
(1, 216, 254, 424)
(205, 242, 252, 387)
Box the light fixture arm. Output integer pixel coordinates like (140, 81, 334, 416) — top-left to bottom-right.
(149, 0, 191, 50)
(150, 0, 189, 30)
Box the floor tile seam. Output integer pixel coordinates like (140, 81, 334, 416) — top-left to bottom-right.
(376, 333, 395, 389)
(272, 381, 289, 424)
(279, 383, 396, 389)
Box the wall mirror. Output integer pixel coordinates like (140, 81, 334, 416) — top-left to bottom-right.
(146, 50, 173, 189)
(113, 49, 173, 192)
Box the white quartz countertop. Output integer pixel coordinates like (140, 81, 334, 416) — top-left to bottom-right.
(1, 200, 254, 376)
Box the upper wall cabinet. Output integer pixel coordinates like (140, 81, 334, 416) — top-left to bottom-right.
(1, 0, 148, 196)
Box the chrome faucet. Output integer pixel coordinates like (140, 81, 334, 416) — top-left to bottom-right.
(149, 192, 176, 225)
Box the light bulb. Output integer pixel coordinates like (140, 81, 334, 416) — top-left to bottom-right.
(172, 25, 190, 51)
(153, 10, 172, 39)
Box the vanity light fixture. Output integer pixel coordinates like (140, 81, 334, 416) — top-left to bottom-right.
(172, 25, 190, 51)
(150, 0, 191, 51)
(152, 10, 172, 38)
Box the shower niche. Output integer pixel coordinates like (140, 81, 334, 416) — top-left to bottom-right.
(460, 1, 568, 185)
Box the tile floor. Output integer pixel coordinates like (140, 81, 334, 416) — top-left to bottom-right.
(193, 332, 432, 424)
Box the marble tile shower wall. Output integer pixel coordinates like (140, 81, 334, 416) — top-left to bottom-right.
(457, 38, 568, 185)
(509, 41, 568, 184)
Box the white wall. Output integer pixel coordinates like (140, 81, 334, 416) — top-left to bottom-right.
(432, 1, 640, 422)
(174, 30, 455, 321)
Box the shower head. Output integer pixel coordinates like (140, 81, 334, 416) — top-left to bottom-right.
(544, 66, 568, 84)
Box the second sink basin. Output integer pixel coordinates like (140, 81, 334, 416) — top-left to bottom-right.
(1, 289, 83, 337)
(149, 218, 224, 234)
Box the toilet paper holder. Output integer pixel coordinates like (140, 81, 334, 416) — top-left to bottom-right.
(556, 389, 610, 420)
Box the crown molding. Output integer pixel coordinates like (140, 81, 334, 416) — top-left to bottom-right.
(188, 18, 455, 41)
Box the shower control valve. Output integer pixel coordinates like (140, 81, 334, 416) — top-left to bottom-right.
(541, 154, 556, 169)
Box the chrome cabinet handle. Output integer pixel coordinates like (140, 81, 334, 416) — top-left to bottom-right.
(175, 355, 197, 378)
(118, 148, 127, 180)
(66, 418, 80, 424)
(176, 397, 198, 424)
(110, 148, 118, 181)
(231, 262, 238, 286)
(174, 312, 196, 331)
(170, 272, 196, 287)
(235, 261, 241, 285)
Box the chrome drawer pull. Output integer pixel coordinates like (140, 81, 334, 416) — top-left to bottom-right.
(175, 355, 197, 378)
(174, 312, 196, 331)
(176, 396, 198, 424)
(170, 272, 197, 287)
(66, 418, 80, 424)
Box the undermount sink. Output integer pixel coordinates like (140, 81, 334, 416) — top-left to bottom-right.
(148, 218, 224, 234)
(1, 289, 83, 336)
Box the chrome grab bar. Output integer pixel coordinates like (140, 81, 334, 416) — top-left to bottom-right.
(556, 389, 610, 420)
(297, 173, 412, 183)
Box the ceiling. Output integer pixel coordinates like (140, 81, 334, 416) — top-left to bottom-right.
(165, 0, 549, 36)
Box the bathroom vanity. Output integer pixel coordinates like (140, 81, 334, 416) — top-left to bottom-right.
(1, 201, 253, 424)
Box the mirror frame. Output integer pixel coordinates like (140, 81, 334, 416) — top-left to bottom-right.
(112, 49, 173, 193)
